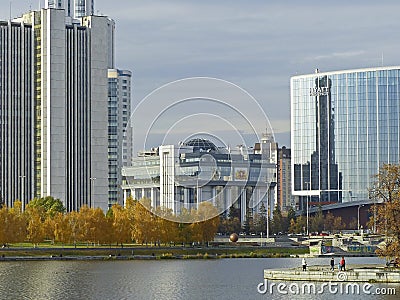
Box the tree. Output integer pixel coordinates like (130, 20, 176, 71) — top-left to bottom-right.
(110, 204, 131, 246)
(7, 201, 26, 243)
(228, 205, 240, 219)
(369, 164, 400, 263)
(251, 213, 266, 234)
(176, 208, 194, 245)
(54, 212, 71, 245)
(333, 216, 346, 233)
(323, 212, 335, 232)
(154, 207, 178, 246)
(348, 218, 357, 230)
(287, 207, 296, 224)
(192, 202, 219, 244)
(310, 207, 324, 233)
(289, 216, 307, 234)
(132, 198, 154, 246)
(271, 205, 283, 234)
(284, 207, 296, 233)
(26, 206, 45, 246)
(27, 196, 65, 218)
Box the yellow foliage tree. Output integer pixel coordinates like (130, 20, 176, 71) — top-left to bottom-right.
(132, 198, 154, 246)
(111, 203, 132, 246)
(191, 202, 219, 244)
(26, 206, 45, 246)
(370, 164, 400, 264)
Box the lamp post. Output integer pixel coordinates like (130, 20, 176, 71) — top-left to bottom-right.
(90, 177, 96, 208)
(266, 187, 269, 239)
(357, 204, 365, 233)
(305, 181, 310, 236)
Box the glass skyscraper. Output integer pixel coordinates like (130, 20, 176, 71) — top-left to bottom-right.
(291, 66, 400, 209)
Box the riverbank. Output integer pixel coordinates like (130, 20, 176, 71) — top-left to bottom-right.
(0, 245, 309, 261)
(264, 264, 400, 283)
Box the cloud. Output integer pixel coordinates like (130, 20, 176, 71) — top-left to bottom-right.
(308, 50, 366, 61)
(6, 0, 400, 148)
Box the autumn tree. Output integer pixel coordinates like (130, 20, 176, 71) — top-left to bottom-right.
(110, 203, 131, 246)
(369, 164, 400, 263)
(191, 202, 219, 245)
(132, 198, 155, 246)
(347, 218, 357, 230)
(333, 216, 346, 233)
(67, 211, 83, 246)
(289, 215, 307, 234)
(323, 212, 335, 232)
(54, 212, 71, 245)
(0, 205, 9, 244)
(89, 207, 111, 245)
(153, 206, 178, 246)
(25, 206, 45, 246)
(310, 207, 324, 233)
(176, 208, 194, 245)
(7, 201, 26, 243)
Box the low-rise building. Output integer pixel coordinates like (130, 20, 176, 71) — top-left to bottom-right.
(122, 138, 277, 225)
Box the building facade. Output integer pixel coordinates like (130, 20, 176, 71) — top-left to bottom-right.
(0, 8, 111, 211)
(277, 147, 294, 212)
(46, 0, 94, 18)
(291, 66, 400, 209)
(254, 131, 278, 216)
(108, 69, 132, 206)
(121, 138, 277, 225)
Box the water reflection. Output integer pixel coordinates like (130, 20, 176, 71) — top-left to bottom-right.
(0, 257, 398, 300)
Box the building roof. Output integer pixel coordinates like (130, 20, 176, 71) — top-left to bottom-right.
(183, 138, 219, 153)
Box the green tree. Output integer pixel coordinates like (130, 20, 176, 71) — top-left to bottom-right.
(27, 196, 65, 218)
(271, 205, 283, 234)
(176, 208, 194, 245)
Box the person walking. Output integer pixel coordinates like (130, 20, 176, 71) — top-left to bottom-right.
(302, 258, 307, 271)
(340, 256, 346, 271)
(330, 257, 335, 271)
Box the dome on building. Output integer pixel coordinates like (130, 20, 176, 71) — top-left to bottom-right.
(183, 138, 219, 152)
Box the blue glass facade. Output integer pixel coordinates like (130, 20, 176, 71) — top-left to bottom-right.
(291, 67, 400, 207)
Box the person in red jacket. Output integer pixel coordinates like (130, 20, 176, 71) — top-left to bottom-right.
(340, 256, 346, 271)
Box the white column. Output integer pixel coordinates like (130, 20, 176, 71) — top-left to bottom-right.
(196, 186, 202, 209)
(123, 189, 128, 207)
(212, 187, 217, 206)
(151, 188, 155, 208)
(241, 188, 247, 225)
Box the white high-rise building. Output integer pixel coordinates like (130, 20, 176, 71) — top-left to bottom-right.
(0, 8, 111, 211)
(108, 69, 132, 206)
(46, 0, 94, 19)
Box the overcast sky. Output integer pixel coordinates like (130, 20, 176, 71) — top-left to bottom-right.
(6, 0, 400, 148)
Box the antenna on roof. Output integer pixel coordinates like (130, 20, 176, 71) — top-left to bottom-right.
(9, 1, 12, 19)
(381, 52, 384, 67)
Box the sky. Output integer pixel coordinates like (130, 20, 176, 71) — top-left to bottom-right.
(5, 0, 400, 150)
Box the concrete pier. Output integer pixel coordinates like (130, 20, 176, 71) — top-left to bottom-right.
(264, 265, 400, 283)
